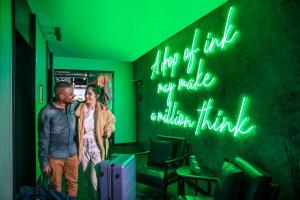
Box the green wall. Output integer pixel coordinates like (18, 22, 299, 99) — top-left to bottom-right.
(133, 0, 300, 199)
(35, 21, 48, 177)
(54, 57, 136, 144)
(0, 0, 13, 198)
(15, 0, 31, 44)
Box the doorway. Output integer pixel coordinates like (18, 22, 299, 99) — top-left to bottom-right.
(13, 30, 36, 192)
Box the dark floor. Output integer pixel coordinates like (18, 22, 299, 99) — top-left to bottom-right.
(64, 143, 211, 200)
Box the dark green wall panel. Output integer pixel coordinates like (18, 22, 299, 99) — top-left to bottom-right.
(133, 0, 300, 199)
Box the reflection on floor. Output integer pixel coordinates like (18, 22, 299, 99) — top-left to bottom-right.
(73, 143, 180, 200)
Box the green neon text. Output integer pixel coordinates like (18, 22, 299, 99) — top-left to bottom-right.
(150, 101, 196, 128)
(157, 82, 176, 106)
(184, 29, 200, 75)
(195, 97, 255, 136)
(151, 96, 255, 137)
(149, 7, 255, 138)
(178, 59, 216, 91)
(151, 47, 180, 80)
(204, 7, 239, 55)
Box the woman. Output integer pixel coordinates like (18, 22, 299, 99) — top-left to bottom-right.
(75, 84, 115, 192)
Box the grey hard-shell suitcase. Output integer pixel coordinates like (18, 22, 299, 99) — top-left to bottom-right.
(99, 154, 136, 200)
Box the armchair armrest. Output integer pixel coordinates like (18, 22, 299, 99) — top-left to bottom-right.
(135, 150, 150, 156)
(164, 155, 188, 164)
(162, 155, 189, 172)
(176, 165, 219, 181)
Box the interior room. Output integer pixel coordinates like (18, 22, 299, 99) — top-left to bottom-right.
(0, 0, 299, 199)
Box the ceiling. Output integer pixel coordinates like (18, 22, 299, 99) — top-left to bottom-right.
(27, 0, 227, 62)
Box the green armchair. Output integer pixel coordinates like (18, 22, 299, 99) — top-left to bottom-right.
(136, 135, 190, 199)
(178, 157, 280, 200)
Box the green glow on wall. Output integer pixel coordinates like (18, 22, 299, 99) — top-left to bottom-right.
(150, 96, 255, 137)
(157, 59, 217, 94)
(178, 59, 217, 91)
(162, 47, 180, 78)
(195, 97, 255, 136)
(203, 6, 239, 55)
(150, 101, 196, 128)
(157, 82, 176, 106)
(157, 82, 177, 94)
(151, 50, 161, 80)
(150, 7, 238, 81)
(151, 47, 180, 80)
(184, 29, 200, 75)
(149, 6, 255, 138)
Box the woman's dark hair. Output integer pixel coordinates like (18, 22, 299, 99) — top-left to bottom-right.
(86, 84, 109, 104)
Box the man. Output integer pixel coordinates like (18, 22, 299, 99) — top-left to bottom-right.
(38, 81, 79, 199)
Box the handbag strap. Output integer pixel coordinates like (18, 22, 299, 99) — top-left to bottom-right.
(37, 172, 50, 187)
(35, 172, 51, 199)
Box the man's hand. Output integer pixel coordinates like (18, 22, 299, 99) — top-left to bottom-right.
(42, 166, 51, 174)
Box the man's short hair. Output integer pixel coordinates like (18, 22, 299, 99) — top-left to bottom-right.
(54, 81, 72, 96)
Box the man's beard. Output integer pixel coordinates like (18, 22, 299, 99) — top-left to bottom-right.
(63, 99, 72, 104)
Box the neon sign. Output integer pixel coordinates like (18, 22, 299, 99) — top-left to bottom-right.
(150, 101, 196, 128)
(151, 47, 180, 80)
(150, 6, 256, 137)
(184, 29, 200, 75)
(150, 96, 255, 137)
(178, 59, 217, 91)
(204, 7, 239, 54)
(195, 97, 255, 136)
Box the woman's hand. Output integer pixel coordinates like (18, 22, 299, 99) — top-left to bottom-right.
(103, 129, 111, 138)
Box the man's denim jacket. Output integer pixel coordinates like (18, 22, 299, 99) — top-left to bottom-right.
(38, 100, 79, 169)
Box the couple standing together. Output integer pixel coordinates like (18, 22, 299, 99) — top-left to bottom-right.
(38, 81, 116, 199)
